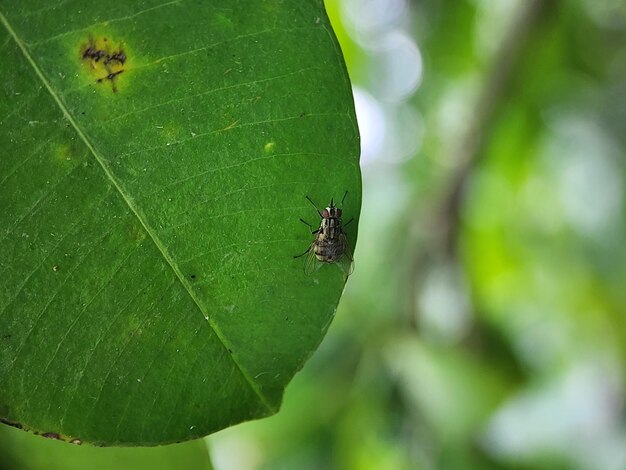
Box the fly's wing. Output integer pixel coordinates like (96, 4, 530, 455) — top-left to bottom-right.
(337, 233, 355, 276)
(304, 244, 322, 275)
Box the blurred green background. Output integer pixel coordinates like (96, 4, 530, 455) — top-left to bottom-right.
(208, 0, 626, 469)
(4, 0, 626, 468)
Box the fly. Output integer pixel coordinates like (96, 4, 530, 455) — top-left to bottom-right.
(295, 191, 354, 276)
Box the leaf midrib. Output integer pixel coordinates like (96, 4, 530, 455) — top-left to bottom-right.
(0, 10, 275, 414)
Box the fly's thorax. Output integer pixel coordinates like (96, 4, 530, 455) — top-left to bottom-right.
(320, 217, 342, 240)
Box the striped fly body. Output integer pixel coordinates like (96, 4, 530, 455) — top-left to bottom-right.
(295, 191, 354, 276)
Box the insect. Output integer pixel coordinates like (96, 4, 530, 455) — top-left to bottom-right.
(295, 191, 354, 276)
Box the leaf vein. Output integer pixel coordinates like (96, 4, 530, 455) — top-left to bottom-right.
(27, 0, 181, 46)
(112, 279, 180, 440)
(105, 66, 319, 125)
(58, 266, 170, 428)
(142, 151, 325, 200)
(3, 215, 126, 387)
(117, 112, 347, 159)
(26, 240, 145, 416)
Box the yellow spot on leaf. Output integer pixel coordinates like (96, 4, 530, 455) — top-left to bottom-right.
(53, 143, 80, 165)
(79, 35, 131, 93)
(264, 142, 276, 154)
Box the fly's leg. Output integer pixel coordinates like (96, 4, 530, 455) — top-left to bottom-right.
(294, 247, 311, 259)
(300, 218, 320, 234)
(295, 218, 318, 259)
(305, 195, 323, 218)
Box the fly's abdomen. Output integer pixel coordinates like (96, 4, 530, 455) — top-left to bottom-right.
(314, 235, 345, 263)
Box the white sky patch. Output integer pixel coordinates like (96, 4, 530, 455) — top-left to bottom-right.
(352, 86, 386, 165)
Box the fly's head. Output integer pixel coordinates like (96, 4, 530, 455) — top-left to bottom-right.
(322, 198, 342, 219)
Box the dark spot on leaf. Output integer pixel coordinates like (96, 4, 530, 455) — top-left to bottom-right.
(42, 432, 62, 440)
(105, 51, 126, 66)
(96, 70, 124, 92)
(3, 334, 11, 340)
(299, 111, 306, 117)
(228, 349, 233, 353)
(190, 274, 197, 280)
(82, 45, 106, 62)
(0, 418, 22, 430)
(80, 38, 127, 93)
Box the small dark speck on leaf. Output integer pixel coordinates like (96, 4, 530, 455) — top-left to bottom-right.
(299, 112, 306, 117)
(42, 432, 62, 440)
(190, 274, 197, 280)
(228, 349, 233, 354)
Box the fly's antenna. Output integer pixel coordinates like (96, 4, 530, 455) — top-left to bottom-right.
(305, 195, 323, 217)
(330, 197, 335, 207)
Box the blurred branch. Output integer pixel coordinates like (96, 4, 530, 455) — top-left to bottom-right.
(406, 0, 554, 330)
(438, 0, 552, 254)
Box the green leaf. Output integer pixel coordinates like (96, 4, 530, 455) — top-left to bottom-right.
(0, 0, 360, 445)
(0, 423, 213, 470)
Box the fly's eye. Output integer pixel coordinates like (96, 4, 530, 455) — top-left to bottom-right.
(322, 209, 330, 218)
(337, 209, 342, 217)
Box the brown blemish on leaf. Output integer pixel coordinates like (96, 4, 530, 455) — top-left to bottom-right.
(34, 430, 82, 444)
(80, 36, 128, 93)
(0, 418, 23, 430)
(105, 51, 127, 66)
(97, 70, 124, 85)
(0, 418, 82, 444)
(82, 44, 106, 62)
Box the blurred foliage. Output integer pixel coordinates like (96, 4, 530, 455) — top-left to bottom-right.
(209, 0, 626, 469)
